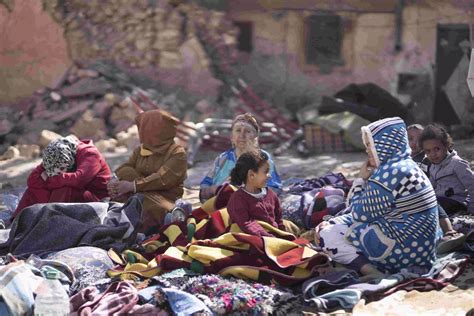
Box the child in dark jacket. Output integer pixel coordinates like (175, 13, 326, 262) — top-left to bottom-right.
(407, 124, 463, 247)
(419, 125, 474, 215)
(226, 150, 286, 237)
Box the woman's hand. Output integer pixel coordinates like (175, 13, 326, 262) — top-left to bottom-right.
(358, 160, 374, 180)
(108, 180, 134, 199)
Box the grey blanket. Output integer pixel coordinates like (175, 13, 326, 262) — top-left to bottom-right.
(0, 194, 143, 258)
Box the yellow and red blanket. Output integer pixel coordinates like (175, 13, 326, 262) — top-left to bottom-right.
(108, 207, 330, 286)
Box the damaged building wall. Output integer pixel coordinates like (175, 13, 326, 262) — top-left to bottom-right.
(228, 0, 473, 123)
(0, 0, 71, 103)
(0, 0, 238, 104)
(41, 0, 234, 99)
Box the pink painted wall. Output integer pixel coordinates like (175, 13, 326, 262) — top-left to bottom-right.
(0, 0, 71, 103)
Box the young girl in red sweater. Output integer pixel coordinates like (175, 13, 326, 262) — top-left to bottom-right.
(226, 150, 286, 237)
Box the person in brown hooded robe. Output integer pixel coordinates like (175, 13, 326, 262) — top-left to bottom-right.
(108, 109, 187, 230)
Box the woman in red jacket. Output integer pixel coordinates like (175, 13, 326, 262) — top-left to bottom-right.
(11, 136, 111, 219)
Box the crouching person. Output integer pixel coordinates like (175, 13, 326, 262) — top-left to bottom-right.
(12, 136, 111, 220)
(108, 109, 187, 232)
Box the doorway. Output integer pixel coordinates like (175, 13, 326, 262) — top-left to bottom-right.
(434, 24, 470, 125)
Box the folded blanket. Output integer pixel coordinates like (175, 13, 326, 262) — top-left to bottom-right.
(0, 195, 143, 258)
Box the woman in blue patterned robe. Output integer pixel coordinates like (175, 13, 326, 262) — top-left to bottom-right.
(317, 117, 441, 274)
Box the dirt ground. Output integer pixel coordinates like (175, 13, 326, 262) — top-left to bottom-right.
(0, 142, 473, 314)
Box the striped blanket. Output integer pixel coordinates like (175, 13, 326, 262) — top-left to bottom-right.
(108, 208, 331, 286)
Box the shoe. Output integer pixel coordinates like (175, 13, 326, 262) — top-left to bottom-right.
(437, 231, 467, 254)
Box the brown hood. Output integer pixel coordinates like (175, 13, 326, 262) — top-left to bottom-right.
(135, 109, 178, 152)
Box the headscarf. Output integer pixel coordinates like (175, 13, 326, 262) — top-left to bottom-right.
(361, 117, 410, 166)
(42, 136, 78, 176)
(135, 109, 179, 154)
(231, 113, 260, 135)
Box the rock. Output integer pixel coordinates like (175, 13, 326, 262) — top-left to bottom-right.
(104, 93, 117, 105)
(76, 68, 99, 78)
(95, 138, 118, 153)
(92, 100, 111, 118)
(0, 119, 13, 136)
(0, 146, 20, 161)
(116, 125, 139, 149)
(16, 144, 41, 159)
(39, 130, 62, 148)
(69, 110, 107, 140)
(50, 91, 62, 102)
(51, 100, 91, 123)
(61, 77, 112, 98)
(16, 132, 41, 146)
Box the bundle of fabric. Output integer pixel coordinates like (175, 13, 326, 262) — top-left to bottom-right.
(108, 207, 331, 286)
(0, 195, 143, 258)
(70, 281, 164, 315)
(301, 252, 471, 313)
(286, 172, 352, 194)
(166, 273, 297, 314)
(281, 186, 347, 229)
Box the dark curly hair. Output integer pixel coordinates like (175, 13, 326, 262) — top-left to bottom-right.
(418, 124, 453, 149)
(230, 150, 269, 186)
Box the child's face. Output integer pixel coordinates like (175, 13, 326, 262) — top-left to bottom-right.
(248, 161, 270, 189)
(422, 139, 448, 164)
(407, 128, 422, 155)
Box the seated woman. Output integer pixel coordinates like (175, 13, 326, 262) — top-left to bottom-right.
(12, 136, 111, 219)
(199, 112, 281, 203)
(108, 109, 187, 230)
(227, 150, 286, 237)
(315, 117, 441, 276)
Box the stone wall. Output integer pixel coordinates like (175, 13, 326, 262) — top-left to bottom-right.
(42, 0, 238, 98)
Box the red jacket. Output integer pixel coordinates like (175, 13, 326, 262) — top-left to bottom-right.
(28, 140, 111, 199)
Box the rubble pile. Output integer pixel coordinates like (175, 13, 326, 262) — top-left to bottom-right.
(0, 0, 243, 160)
(0, 60, 208, 160)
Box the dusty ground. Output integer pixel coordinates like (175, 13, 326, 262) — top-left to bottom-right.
(0, 142, 473, 315)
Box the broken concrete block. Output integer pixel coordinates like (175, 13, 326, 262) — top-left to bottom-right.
(16, 132, 40, 146)
(69, 110, 107, 140)
(0, 146, 20, 161)
(50, 91, 62, 102)
(116, 124, 139, 149)
(104, 93, 117, 105)
(39, 130, 62, 148)
(95, 138, 118, 153)
(92, 100, 111, 118)
(16, 144, 41, 159)
(61, 77, 112, 98)
(76, 69, 100, 78)
(51, 101, 90, 123)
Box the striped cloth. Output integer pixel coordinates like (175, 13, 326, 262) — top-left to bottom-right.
(108, 207, 331, 286)
(0, 261, 43, 315)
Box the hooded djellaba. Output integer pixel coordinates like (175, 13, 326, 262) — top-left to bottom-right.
(113, 109, 187, 230)
(330, 117, 442, 273)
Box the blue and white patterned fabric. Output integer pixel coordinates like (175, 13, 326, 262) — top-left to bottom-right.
(330, 117, 442, 273)
(200, 148, 282, 190)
